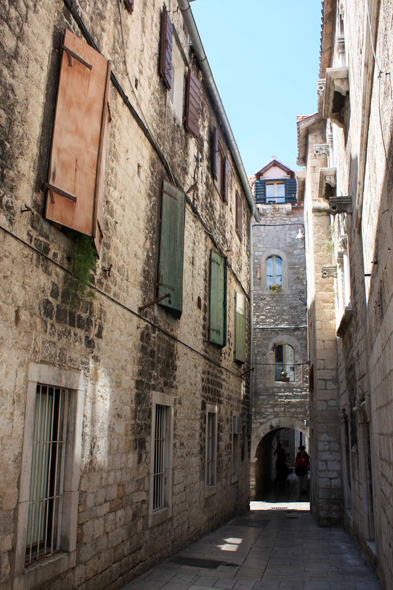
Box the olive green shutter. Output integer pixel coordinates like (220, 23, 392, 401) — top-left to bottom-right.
(209, 251, 227, 347)
(157, 181, 185, 317)
(234, 291, 246, 363)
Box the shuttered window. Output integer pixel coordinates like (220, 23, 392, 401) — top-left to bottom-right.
(159, 6, 173, 89)
(236, 190, 242, 241)
(185, 69, 200, 138)
(234, 291, 246, 363)
(157, 181, 185, 318)
(124, 0, 134, 14)
(45, 30, 111, 257)
(209, 251, 227, 347)
(212, 128, 228, 202)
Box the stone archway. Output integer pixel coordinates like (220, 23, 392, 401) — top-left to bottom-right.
(250, 417, 309, 500)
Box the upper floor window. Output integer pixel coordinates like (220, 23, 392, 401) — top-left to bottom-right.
(168, 40, 185, 122)
(267, 255, 282, 290)
(275, 344, 295, 382)
(212, 128, 228, 202)
(266, 182, 285, 204)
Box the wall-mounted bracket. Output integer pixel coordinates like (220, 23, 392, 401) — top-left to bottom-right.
(329, 196, 352, 214)
(314, 144, 330, 158)
(138, 293, 171, 313)
(322, 265, 337, 279)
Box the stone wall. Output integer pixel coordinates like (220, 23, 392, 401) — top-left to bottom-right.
(0, 1, 252, 589)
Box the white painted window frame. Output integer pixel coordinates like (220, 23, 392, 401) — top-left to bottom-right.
(149, 392, 174, 528)
(14, 363, 85, 590)
(205, 404, 217, 498)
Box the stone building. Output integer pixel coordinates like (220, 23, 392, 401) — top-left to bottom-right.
(249, 158, 309, 499)
(297, 0, 393, 586)
(0, 1, 259, 589)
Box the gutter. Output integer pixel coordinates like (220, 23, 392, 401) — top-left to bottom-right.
(177, 0, 260, 222)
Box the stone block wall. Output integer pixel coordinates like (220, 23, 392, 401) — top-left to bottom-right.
(0, 1, 252, 589)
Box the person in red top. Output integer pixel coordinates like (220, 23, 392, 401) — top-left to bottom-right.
(295, 445, 310, 494)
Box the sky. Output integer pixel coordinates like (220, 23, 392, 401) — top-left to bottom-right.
(191, 0, 322, 176)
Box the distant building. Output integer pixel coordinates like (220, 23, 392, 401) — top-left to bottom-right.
(250, 158, 309, 498)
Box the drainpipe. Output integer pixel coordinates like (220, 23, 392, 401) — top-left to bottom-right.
(177, 0, 260, 222)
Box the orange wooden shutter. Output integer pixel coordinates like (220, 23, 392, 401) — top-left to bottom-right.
(159, 6, 173, 89)
(185, 69, 200, 138)
(45, 30, 111, 248)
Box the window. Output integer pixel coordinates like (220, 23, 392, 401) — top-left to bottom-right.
(235, 190, 242, 241)
(275, 344, 295, 382)
(157, 181, 185, 318)
(168, 40, 185, 122)
(266, 182, 285, 204)
(26, 385, 68, 566)
(267, 255, 282, 290)
(209, 250, 227, 347)
(212, 128, 228, 202)
(185, 69, 200, 138)
(232, 415, 242, 483)
(205, 404, 217, 497)
(159, 6, 173, 90)
(45, 30, 111, 257)
(149, 393, 174, 527)
(14, 363, 84, 589)
(234, 291, 246, 363)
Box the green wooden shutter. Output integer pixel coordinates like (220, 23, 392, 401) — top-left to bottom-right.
(234, 291, 246, 363)
(157, 181, 185, 317)
(209, 250, 227, 347)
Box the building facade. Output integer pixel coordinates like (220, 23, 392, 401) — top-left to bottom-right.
(250, 159, 309, 499)
(297, 0, 393, 586)
(0, 1, 258, 589)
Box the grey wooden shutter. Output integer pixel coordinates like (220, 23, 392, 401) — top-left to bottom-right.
(223, 157, 229, 203)
(234, 291, 246, 363)
(159, 6, 173, 89)
(209, 250, 227, 347)
(157, 181, 185, 317)
(185, 69, 200, 138)
(212, 128, 218, 180)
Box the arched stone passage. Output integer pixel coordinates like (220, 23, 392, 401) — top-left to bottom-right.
(251, 416, 309, 459)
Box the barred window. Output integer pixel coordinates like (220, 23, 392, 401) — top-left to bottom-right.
(26, 385, 68, 565)
(153, 404, 167, 511)
(206, 412, 216, 487)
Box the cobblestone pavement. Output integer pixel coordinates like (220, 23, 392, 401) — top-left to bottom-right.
(119, 479, 381, 590)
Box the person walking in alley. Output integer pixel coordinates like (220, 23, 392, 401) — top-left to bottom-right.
(295, 444, 310, 495)
(274, 442, 289, 485)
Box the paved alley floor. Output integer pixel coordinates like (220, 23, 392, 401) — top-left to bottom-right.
(120, 479, 381, 590)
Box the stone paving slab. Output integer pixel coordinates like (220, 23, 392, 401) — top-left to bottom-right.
(119, 500, 382, 590)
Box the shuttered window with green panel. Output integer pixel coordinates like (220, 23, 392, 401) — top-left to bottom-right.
(234, 291, 246, 363)
(157, 181, 185, 318)
(209, 251, 227, 347)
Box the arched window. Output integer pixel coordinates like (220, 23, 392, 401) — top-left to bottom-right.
(267, 256, 282, 290)
(275, 344, 295, 382)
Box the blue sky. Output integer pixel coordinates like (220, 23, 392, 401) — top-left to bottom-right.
(191, 0, 322, 175)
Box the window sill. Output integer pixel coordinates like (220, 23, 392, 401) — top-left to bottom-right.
(14, 551, 76, 590)
(149, 506, 171, 528)
(205, 485, 216, 499)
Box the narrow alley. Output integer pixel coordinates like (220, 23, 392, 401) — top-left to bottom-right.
(120, 479, 381, 590)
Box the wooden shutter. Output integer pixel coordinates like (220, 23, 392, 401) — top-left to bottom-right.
(234, 291, 246, 363)
(236, 191, 242, 241)
(45, 30, 111, 252)
(157, 180, 185, 317)
(212, 127, 218, 180)
(124, 0, 134, 14)
(159, 6, 173, 89)
(285, 178, 297, 199)
(209, 250, 227, 347)
(254, 180, 266, 203)
(223, 157, 229, 203)
(185, 69, 200, 138)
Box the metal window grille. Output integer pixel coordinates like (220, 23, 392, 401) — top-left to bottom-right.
(206, 413, 215, 487)
(26, 385, 68, 566)
(153, 405, 167, 511)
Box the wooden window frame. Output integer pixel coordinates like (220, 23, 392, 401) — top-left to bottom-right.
(212, 128, 228, 203)
(235, 190, 242, 241)
(234, 291, 246, 363)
